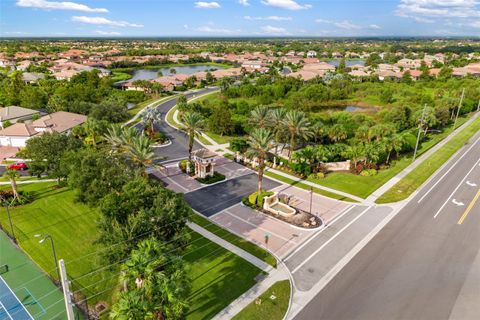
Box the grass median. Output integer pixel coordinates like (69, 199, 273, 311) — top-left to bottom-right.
(265, 171, 357, 203)
(376, 115, 480, 204)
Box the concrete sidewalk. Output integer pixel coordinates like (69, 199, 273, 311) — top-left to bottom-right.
(366, 111, 480, 203)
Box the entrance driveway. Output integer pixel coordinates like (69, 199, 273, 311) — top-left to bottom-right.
(184, 173, 280, 217)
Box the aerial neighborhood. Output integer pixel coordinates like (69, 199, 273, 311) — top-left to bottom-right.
(1, 0, 480, 319)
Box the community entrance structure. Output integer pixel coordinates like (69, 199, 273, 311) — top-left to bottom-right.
(191, 148, 217, 178)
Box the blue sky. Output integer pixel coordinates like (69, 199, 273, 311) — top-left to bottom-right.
(1, 0, 480, 37)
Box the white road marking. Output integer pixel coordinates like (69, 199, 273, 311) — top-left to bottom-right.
(466, 181, 477, 187)
(433, 157, 480, 218)
(221, 209, 299, 244)
(291, 207, 372, 274)
(283, 205, 356, 262)
(452, 199, 465, 206)
(418, 135, 480, 204)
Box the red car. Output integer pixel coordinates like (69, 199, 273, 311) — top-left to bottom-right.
(8, 162, 28, 171)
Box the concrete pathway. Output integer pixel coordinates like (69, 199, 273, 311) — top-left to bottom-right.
(366, 111, 480, 203)
(0, 179, 56, 185)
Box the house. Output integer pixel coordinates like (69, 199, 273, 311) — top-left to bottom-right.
(16, 60, 32, 71)
(307, 50, 317, 58)
(0, 111, 87, 147)
(0, 106, 40, 126)
(22, 72, 45, 84)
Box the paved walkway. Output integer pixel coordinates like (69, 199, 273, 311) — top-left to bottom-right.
(0, 179, 56, 185)
(188, 220, 291, 320)
(124, 95, 176, 127)
(366, 111, 480, 203)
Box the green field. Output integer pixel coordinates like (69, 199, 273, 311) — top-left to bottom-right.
(376, 114, 480, 203)
(232, 280, 290, 320)
(190, 213, 277, 267)
(265, 171, 357, 202)
(0, 182, 264, 319)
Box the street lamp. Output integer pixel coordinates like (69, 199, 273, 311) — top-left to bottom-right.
(35, 234, 61, 282)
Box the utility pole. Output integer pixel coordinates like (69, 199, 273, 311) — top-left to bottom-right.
(59, 259, 75, 320)
(453, 88, 465, 130)
(309, 186, 313, 215)
(413, 104, 427, 161)
(5, 204, 16, 243)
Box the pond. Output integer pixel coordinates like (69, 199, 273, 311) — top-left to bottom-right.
(129, 64, 225, 81)
(341, 105, 377, 113)
(325, 59, 365, 67)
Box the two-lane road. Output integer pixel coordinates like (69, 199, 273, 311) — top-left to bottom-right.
(294, 132, 480, 320)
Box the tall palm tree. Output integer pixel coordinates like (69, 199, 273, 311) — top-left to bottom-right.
(344, 144, 365, 168)
(180, 112, 204, 161)
(4, 169, 20, 200)
(112, 239, 190, 320)
(282, 111, 312, 162)
(328, 124, 348, 143)
(249, 106, 272, 129)
(270, 108, 287, 154)
(246, 128, 274, 196)
(104, 125, 125, 152)
(126, 135, 159, 170)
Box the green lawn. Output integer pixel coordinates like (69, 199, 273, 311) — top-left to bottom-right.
(166, 105, 180, 128)
(190, 213, 277, 267)
(196, 134, 213, 146)
(205, 131, 237, 145)
(0, 182, 264, 319)
(265, 171, 357, 202)
(128, 95, 176, 117)
(185, 232, 261, 320)
(232, 280, 290, 320)
(110, 71, 132, 82)
(376, 114, 480, 203)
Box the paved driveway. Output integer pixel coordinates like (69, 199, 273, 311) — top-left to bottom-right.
(134, 88, 218, 163)
(184, 173, 280, 217)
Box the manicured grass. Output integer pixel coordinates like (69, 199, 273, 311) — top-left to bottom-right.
(232, 280, 290, 320)
(196, 134, 212, 145)
(128, 95, 176, 117)
(376, 114, 480, 203)
(0, 175, 51, 182)
(205, 131, 236, 145)
(306, 158, 411, 199)
(189, 213, 277, 268)
(185, 232, 262, 320)
(110, 71, 132, 82)
(0, 182, 264, 319)
(265, 171, 357, 203)
(166, 105, 181, 128)
(0, 182, 118, 304)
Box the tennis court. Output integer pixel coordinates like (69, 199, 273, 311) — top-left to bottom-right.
(0, 231, 69, 319)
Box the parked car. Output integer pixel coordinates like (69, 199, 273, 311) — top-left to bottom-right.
(8, 162, 28, 171)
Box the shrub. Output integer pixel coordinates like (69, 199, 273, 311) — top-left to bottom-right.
(246, 191, 274, 208)
(315, 172, 325, 179)
(0, 190, 33, 206)
(360, 169, 377, 176)
(196, 172, 225, 184)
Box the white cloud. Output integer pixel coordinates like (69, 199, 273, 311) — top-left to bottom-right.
(316, 19, 361, 29)
(195, 25, 238, 34)
(396, 0, 480, 19)
(238, 0, 249, 6)
(16, 0, 108, 12)
(260, 25, 289, 34)
(244, 15, 292, 21)
(194, 1, 221, 8)
(369, 24, 382, 29)
(71, 16, 144, 27)
(261, 0, 311, 10)
(471, 21, 480, 27)
(95, 30, 121, 36)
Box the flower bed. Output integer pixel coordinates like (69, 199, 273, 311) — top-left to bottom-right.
(196, 172, 226, 184)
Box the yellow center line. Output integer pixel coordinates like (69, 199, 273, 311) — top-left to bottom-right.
(458, 189, 480, 225)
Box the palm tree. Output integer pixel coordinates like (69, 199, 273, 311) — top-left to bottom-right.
(84, 118, 106, 146)
(126, 135, 159, 170)
(4, 169, 20, 200)
(282, 111, 312, 162)
(270, 108, 287, 154)
(328, 124, 348, 143)
(246, 128, 274, 196)
(181, 112, 204, 161)
(249, 106, 271, 129)
(392, 133, 406, 157)
(112, 238, 190, 320)
(344, 144, 365, 168)
(141, 107, 162, 138)
(104, 125, 125, 152)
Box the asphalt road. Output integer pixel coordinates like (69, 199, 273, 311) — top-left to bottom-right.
(294, 132, 480, 320)
(136, 87, 219, 162)
(184, 173, 280, 217)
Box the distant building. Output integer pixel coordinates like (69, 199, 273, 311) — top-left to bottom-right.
(0, 106, 40, 126)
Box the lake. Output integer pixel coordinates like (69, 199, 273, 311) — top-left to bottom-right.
(129, 64, 225, 81)
(325, 59, 365, 67)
